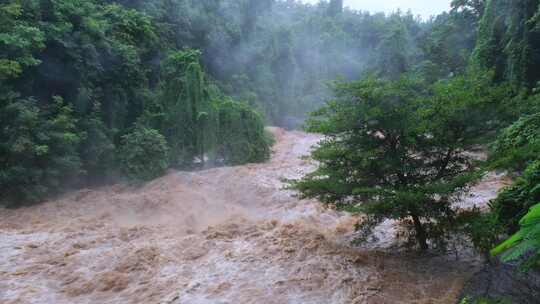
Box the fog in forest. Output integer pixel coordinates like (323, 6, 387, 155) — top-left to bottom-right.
(302, 0, 450, 18)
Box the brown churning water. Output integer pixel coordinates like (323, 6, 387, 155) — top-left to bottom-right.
(0, 128, 507, 304)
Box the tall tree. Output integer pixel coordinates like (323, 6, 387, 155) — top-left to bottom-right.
(327, 0, 343, 17)
(376, 22, 411, 79)
(292, 75, 502, 250)
(451, 0, 486, 21)
(156, 49, 218, 166)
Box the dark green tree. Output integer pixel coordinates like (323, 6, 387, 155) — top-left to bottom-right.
(155, 49, 218, 166)
(376, 23, 411, 79)
(292, 75, 500, 250)
(451, 0, 486, 20)
(0, 1, 44, 82)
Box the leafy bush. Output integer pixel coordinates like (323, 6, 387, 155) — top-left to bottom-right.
(492, 203, 540, 270)
(118, 126, 169, 181)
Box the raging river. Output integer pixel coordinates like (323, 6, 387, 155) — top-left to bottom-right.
(0, 128, 509, 304)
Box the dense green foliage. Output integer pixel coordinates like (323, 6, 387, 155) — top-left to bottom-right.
(490, 158, 540, 239)
(118, 125, 169, 181)
(470, 0, 540, 272)
(0, 0, 272, 204)
(0, 96, 81, 203)
(485, 111, 540, 269)
(216, 99, 272, 165)
(489, 128, 540, 238)
(150, 49, 219, 167)
(473, 0, 540, 87)
(144, 49, 271, 167)
(491, 113, 540, 172)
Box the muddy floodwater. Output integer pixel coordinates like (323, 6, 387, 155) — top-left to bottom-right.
(0, 129, 509, 304)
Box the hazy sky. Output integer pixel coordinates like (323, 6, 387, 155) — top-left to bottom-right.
(302, 0, 451, 19)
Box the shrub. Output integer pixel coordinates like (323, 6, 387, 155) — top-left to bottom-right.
(118, 126, 169, 181)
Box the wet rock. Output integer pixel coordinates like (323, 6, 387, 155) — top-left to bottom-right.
(459, 262, 540, 303)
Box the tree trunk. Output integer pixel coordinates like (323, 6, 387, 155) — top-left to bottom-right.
(411, 214, 428, 251)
